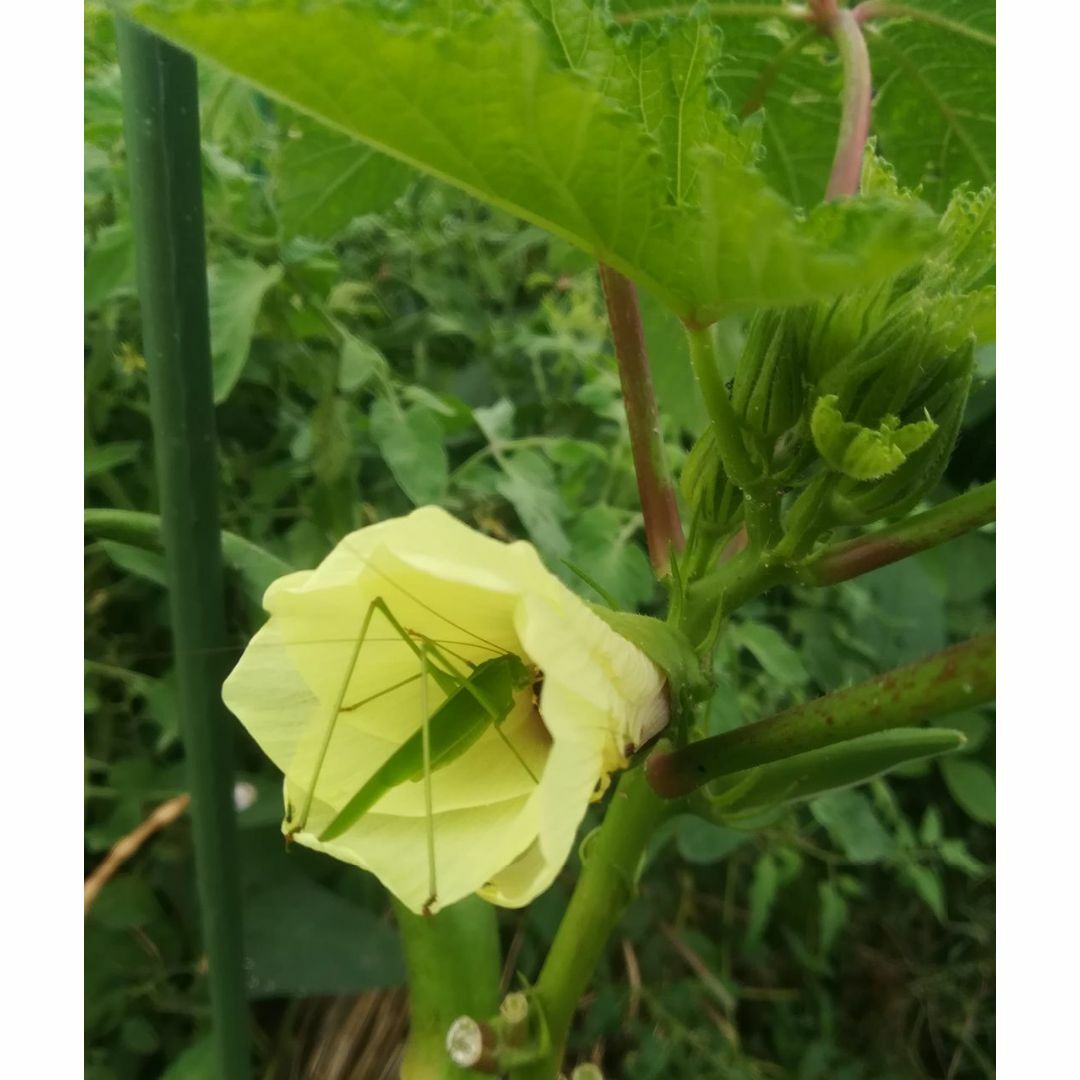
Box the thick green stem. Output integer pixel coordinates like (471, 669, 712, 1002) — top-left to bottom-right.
(598, 265, 684, 574)
(685, 324, 760, 491)
(825, 9, 873, 199)
(800, 481, 996, 585)
(116, 20, 250, 1078)
(683, 549, 788, 644)
(647, 633, 995, 798)
(509, 768, 674, 1078)
(394, 897, 502, 1079)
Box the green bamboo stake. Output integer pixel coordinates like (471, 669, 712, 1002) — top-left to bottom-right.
(116, 20, 250, 1078)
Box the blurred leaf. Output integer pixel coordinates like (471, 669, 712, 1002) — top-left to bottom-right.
(637, 285, 705, 432)
(745, 852, 779, 951)
(901, 862, 946, 922)
(944, 710, 991, 753)
(566, 506, 653, 610)
(495, 450, 569, 559)
(818, 880, 848, 957)
(706, 670, 743, 736)
(311, 396, 353, 484)
(160, 1035, 215, 1079)
(369, 397, 449, 505)
(673, 815, 749, 866)
(338, 333, 386, 393)
(941, 757, 995, 823)
(88, 876, 163, 931)
(85, 222, 135, 307)
(852, 556, 947, 666)
(120, 1017, 159, 1055)
(208, 258, 283, 403)
(243, 876, 405, 998)
(85, 508, 294, 605)
(732, 622, 809, 688)
(937, 838, 987, 878)
(275, 112, 412, 239)
(810, 789, 896, 864)
(100, 540, 169, 588)
(85, 441, 141, 478)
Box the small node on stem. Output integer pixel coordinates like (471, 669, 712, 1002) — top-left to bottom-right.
(499, 991, 530, 1047)
(446, 1016, 497, 1072)
(571, 1065, 605, 1080)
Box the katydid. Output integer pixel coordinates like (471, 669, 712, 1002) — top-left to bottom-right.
(282, 583, 541, 915)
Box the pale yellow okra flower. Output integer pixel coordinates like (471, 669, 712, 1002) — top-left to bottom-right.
(223, 506, 669, 914)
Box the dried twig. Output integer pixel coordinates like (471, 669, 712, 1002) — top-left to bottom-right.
(84, 793, 191, 914)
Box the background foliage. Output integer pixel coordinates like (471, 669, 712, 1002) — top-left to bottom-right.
(85, 5, 994, 1077)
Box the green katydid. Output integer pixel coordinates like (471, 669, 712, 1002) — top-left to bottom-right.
(281, 561, 543, 915)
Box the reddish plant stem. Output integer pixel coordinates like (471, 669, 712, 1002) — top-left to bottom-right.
(824, 8, 873, 199)
(800, 481, 996, 585)
(647, 633, 995, 798)
(598, 264, 685, 574)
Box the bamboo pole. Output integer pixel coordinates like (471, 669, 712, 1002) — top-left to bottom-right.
(115, 20, 250, 1077)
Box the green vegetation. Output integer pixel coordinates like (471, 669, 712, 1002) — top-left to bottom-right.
(85, 3, 995, 1077)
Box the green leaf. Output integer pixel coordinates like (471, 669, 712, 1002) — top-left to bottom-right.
(868, 1, 995, 210)
(85, 441, 141, 478)
(673, 815, 749, 865)
(811, 394, 937, 480)
(818, 880, 848, 957)
(647, 0, 995, 210)
(207, 258, 283, 403)
(243, 876, 405, 997)
(85, 222, 136, 308)
(131, 0, 936, 324)
(745, 852, 779, 951)
(810, 788, 896, 864)
(940, 757, 995, 824)
(274, 111, 413, 239)
(85, 508, 294, 605)
(310, 396, 354, 484)
(901, 861, 946, 922)
(714, 728, 966, 814)
(160, 1036, 215, 1080)
(566, 506, 654, 610)
(732, 622, 809, 688)
(100, 540, 170, 587)
(494, 449, 570, 559)
(88, 876, 163, 931)
(636, 285, 705, 432)
(338, 333, 387, 393)
(369, 396, 449, 505)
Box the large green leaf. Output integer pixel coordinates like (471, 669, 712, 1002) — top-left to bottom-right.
(614, 0, 995, 210)
(131, 0, 935, 325)
(273, 111, 413, 239)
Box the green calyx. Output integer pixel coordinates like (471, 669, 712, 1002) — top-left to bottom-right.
(810, 394, 937, 481)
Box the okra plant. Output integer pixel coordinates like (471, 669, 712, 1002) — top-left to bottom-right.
(101, 1, 995, 1076)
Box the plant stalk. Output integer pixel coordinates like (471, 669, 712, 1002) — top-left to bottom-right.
(509, 767, 674, 1078)
(116, 20, 250, 1077)
(800, 481, 996, 585)
(646, 632, 995, 798)
(825, 9, 873, 199)
(598, 264, 685, 573)
(394, 897, 502, 1079)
